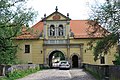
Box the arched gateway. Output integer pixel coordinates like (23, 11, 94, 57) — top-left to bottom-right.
(48, 50, 65, 68)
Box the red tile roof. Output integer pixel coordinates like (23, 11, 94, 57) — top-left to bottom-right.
(31, 21, 44, 33)
(70, 20, 106, 38)
(15, 26, 38, 40)
(15, 20, 107, 39)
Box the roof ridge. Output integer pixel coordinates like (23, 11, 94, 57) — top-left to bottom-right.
(70, 20, 88, 21)
(31, 20, 43, 28)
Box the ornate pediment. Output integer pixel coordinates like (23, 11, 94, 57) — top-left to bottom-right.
(42, 6, 71, 21)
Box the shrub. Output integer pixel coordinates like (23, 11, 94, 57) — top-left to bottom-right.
(114, 54, 120, 65)
(0, 67, 40, 80)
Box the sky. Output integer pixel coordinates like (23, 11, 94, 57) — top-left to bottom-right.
(26, 0, 106, 26)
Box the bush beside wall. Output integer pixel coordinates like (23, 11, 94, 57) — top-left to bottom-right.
(0, 67, 40, 80)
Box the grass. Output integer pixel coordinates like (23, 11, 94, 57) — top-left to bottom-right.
(0, 67, 40, 80)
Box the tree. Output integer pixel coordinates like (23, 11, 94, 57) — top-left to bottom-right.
(53, 52, 65, 60)
(88, 0, 120, 62)
(0, 0, 37, 65)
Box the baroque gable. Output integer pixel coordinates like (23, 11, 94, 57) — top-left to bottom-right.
(42, 7, 71, 21)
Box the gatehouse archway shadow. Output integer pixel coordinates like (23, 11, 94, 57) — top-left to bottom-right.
(49, 50, 65, 68)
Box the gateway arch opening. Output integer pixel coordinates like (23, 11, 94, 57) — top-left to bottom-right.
(49, 50, 65, 68)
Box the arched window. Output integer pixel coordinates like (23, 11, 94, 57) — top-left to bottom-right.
(59, 25, 63, 36)
(50, 25, 55, 36)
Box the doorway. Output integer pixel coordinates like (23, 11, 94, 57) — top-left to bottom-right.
(72, 55, 78, 68)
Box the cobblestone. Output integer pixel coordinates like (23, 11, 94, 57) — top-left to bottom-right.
(17, 69, 96, 80)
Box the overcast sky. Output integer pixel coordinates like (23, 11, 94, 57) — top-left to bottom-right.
(26, 0, 106, 25)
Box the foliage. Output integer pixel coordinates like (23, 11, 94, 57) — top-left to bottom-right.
(0, 67, 40, 80)
(53, 52, 65, 60)
(0, 0, 37, 64)
(93, 33, 117, 61)
(114, 53, 120, 65)
(89, 0, 120, 61)
(90, 1, 120, 32)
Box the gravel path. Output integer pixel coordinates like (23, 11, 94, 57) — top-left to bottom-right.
(17, 69, 96, 80)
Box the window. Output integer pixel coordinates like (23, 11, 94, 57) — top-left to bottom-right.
(50, 25, 55, 36)
(58, 25, 63, 36)
(100, 56, 105, 64)
(25, 45, 30, 53)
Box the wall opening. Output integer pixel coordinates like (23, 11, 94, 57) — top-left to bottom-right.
(49, 50, 65, 68)
(72, 55, 78, 68)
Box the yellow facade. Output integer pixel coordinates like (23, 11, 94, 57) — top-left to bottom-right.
(15, 9, 116, 68)
(15, 40, 44, 64)
(15, 38, 116, 67)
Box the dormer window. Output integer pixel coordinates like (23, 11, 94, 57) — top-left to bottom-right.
(59, 25, 63, 36)
(50, 25, 55, 36)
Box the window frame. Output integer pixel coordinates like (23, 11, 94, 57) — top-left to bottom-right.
(58, 24, 64, 36)
(25, 45, 30, 53)
(100, 56, 105, 64)
(50, 25, 55, 36)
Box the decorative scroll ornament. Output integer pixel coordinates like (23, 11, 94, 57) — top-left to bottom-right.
(53, 14, 61, 20)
